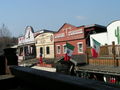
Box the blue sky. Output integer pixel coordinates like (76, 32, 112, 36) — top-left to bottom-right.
(0, 0, 120, 37)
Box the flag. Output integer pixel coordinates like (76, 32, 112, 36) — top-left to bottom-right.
(39, 53, 43, 64)
(91, 38, 101, 58)
(64, 43, 75, 61)
(64, 53, 71, 61)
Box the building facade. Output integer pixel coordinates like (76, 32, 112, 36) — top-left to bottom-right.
(54, 23, 107, 59)
(18, 26, 37, 60)
(17, 23, 106, 61)
(54, 23, 86, 59)
(90, 20, 120, 46)
(35, 30, 55, 59)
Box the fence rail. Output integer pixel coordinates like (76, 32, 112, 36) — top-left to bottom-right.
(87, 45, 120, 58)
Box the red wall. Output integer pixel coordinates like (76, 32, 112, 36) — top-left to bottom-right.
(54, 23, 86, 58)
(55, 39, 86, 58)
(54, 24, 84, 42)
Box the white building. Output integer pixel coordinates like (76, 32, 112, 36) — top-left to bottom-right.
(18, 26, 37, 60)
(90, 32, 108, 47)
(90, 20, 120, 46)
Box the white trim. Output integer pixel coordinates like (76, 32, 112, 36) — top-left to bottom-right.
(77, 42, 83, 53)
(63, 44, 66, 54)
(56, 45, 61, 54)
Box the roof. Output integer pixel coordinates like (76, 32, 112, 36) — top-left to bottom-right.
(107, 20, 120, 27)
(85, 24, 106, 29)
(25, 26, 34, 33)
(39, 29, 55, 33)
(57, 23, 77, 32)
(34, 29, 55, 37)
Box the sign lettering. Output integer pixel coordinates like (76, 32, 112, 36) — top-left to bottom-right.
(68, 29, 83, 36)
(55, 33, 65, 38)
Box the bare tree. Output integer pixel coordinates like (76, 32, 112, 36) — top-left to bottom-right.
(0, 24, 11, 37)
(0, 24, 13, 55)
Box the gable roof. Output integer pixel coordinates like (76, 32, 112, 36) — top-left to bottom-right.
(25, 26, 34, 33)
(57, 23, 77, 32)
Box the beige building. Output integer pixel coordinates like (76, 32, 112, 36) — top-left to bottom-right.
(35, 30, 54, 59)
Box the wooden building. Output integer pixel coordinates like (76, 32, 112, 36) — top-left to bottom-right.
(54, 23, 107, 60)
(35, 30, 55, 59)
(18, 26, 38, 60)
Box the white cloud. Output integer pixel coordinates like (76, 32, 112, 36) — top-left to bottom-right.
(76, 16, 87, 20)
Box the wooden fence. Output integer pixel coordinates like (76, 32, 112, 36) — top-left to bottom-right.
(86, 42, 120, 66)
(87, 44, 120, 58)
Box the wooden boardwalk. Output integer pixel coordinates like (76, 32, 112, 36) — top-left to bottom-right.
(77, 65, 120, 75)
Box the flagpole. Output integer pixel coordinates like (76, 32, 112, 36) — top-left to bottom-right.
(64, 41, 68, 61)
(64, 41, 69, 61)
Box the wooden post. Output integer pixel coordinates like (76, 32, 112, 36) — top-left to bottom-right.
(86, 52, 89, 64)
(86, 47, 89, 64)
(112, 41, 117, 67)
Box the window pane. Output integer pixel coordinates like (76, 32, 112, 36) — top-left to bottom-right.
(57, 46, 61, 54)
(40, 47, 43, 54)
(78, 43, 83, 53)
(63, 45, 67, 53)
(46, 47, 50, 54)
(19, 47, 23, 56)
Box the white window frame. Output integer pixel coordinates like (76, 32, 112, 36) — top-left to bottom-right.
(63, 44, 67, 54)
(77, 42, 83, 53)
(56, 45, 61, 54)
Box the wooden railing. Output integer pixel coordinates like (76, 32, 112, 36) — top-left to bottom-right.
(86, 43, 120, 66)
(9, 66, 120, 90)
(87, 44, 120, 58)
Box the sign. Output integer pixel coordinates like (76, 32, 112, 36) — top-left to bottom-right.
(68, 29, 83, 36)
(54, 33, 65, 39)
(18, 36, 25, 45)
(24, 26, 35, 44)
(62, 27, 72, 31)
(54, 29, 83, 39)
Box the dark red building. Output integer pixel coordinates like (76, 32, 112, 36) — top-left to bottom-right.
(54, 23, 106, 60)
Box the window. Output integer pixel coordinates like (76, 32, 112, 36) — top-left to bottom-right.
(40, 47, 43, 54)
(63, 44, 67, 53)
(25, 46, 29, 56)
(46, 46, 50, 54)
(19, 47, 23, 56)
(77, 42, 83, 53)
(35, 40, 37, 44)
(57, 45, 61, 54)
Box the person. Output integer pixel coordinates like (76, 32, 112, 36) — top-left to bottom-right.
(39, 53, 43, 64)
